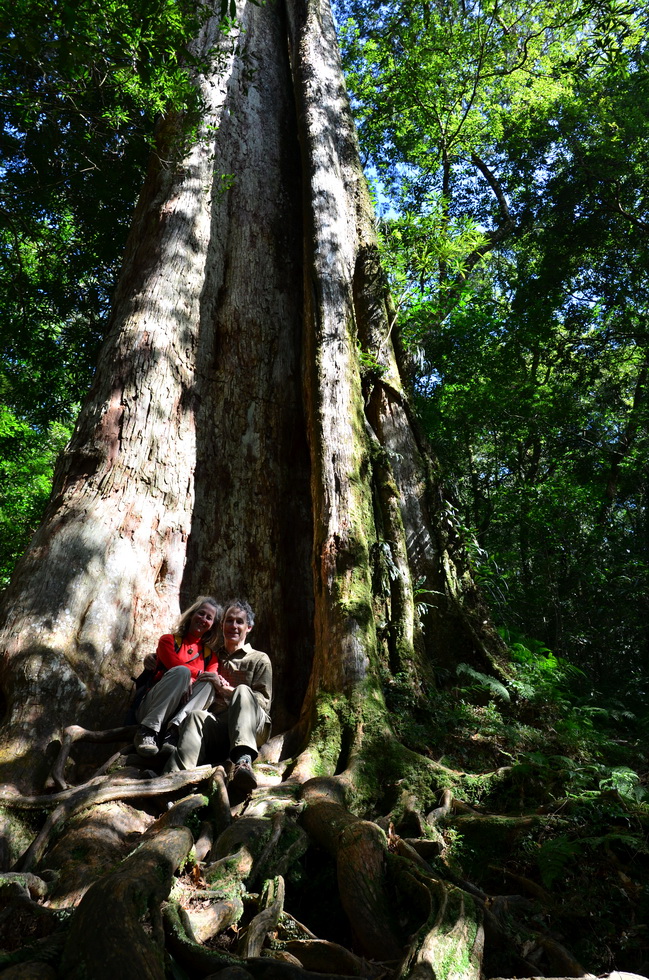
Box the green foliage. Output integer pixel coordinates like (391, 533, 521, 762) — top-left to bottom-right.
(357, 340, 387, 378)
(536, 834, 580, 887)
(506, 633, 584, 705)
(2, 0, 213, 135)
(337, 0, 649, 688)
(0, 0, 218, 412)
(0, 406, 71, 586)
(0, 0, 226, 585)
(456, 663, 510, 702)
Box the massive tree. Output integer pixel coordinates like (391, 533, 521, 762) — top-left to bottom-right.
(0, 0, 502, 793)
(1, 0, 647, 978)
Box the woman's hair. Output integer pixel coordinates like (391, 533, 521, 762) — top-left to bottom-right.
(174, 596, 222, 646)
(222, 598, 255, 628)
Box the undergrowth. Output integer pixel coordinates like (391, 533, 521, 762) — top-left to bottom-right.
(385, 630, 648, 807)
(381, 630, 649, 975)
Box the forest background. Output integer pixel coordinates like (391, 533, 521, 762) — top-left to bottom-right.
(0, 0, 648, 972)
(2, 0, 647, 712)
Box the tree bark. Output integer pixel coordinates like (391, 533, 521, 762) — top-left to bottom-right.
(58, 825, 193, 979)
(0, 0, 505, 804)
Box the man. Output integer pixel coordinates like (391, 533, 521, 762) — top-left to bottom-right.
(164, 599, 272, 793)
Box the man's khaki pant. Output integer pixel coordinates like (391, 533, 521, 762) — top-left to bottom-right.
(136, 665, 216, 734)
(164, 685, 270, 772)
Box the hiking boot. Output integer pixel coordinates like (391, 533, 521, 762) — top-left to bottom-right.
(230, 758, 257, 795)
(134, 726, 159, 757)
(157, 725, 179, 763)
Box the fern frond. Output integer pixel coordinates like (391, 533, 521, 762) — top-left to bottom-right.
(456, 663, 510, 702)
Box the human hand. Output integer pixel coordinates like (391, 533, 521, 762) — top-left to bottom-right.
(198, 673, 234, 694)
(143, 653, 157, 671)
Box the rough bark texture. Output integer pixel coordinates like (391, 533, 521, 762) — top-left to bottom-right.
(0, 0, 312, 787)
(0, 0, 505, 801)
(58, 824, 193, 979)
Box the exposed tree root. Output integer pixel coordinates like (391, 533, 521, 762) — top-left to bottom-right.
(37, 800, 153, 907)
(0, 736, 642, 980)
(395, 868, 484, 980)
(58, 824, 193, 979)
(177, 889, 244, 944)
(49, 724, 138, 792)
(283, 939, 386, 976)
(301, 797, 404, 960)
(6, 768, 217, 871)
(239, 875, 286, 957)
(0, 872, 50, 900)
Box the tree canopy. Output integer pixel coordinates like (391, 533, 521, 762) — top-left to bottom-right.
(336, 0, 649, 698)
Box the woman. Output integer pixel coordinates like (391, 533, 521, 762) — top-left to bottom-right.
(164, 599, 272, 795)
(134, 595, 223, 758)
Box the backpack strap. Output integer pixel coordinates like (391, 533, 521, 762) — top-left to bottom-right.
(170, 632, 203, 664)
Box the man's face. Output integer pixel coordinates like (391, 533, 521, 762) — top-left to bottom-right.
(222, 606, 252, 651)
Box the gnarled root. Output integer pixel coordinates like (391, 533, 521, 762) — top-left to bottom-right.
(58, 824, 194, 979)
(9, 768, 217, 872)
(50, 724, 138, 792)
(395, 869, 484, 980)
(301, 797, 403, 961)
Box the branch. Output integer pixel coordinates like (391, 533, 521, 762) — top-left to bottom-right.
(470, 152, 515, 239)
(611, 192, 649, 234)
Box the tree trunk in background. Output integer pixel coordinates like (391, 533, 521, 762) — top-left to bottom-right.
(0, 0, 506, 794)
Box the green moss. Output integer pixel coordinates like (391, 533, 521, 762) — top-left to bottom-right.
(305, 672, 465, 817)
(361, 744, 438, 815)
(163, 901, 240, 970)
(449, 813, 549, 881)
(0, 873, 31, 893)
(308, 693, 345, 776)
(346, 684, 457, 815)
(0, 805, 42, 866)
(428, 886, 481, 980)
(396, 874, 482, 980)
(204, 852, 253, 896)
(458, 767, 514, 806)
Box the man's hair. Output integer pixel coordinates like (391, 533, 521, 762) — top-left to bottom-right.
(175, 596, 222, 646)
(222, 598, 255, 628)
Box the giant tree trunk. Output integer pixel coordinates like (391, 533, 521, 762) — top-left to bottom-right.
(0, 0, 504, 796)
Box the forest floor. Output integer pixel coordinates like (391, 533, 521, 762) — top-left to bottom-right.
(0, 661, 648, 980)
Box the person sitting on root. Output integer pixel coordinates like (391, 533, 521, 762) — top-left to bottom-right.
(133, 595, 223, 758)
(164, 598, 272, 794)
